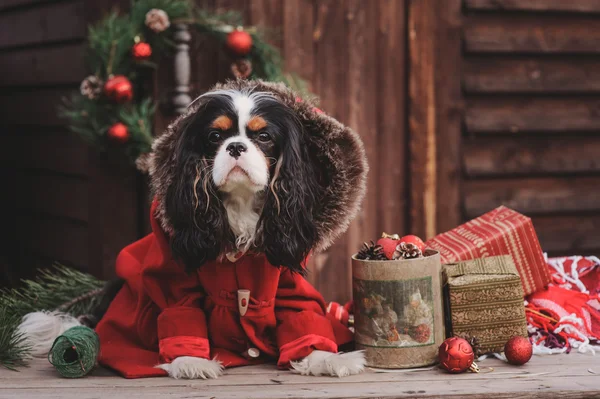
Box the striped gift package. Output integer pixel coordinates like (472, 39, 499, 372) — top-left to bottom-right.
(426, 206, 550, 296)
(443, 256, 528, 353)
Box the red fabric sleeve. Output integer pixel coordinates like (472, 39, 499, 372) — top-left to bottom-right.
(141, 211, 211, 363)
(275, 269, 337, 367)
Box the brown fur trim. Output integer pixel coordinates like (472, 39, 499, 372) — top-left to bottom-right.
(147, 79, 368, 252)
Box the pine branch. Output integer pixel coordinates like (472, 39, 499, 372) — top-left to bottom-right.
(0, 265, 105, 320)
(0, 308, 29, 371)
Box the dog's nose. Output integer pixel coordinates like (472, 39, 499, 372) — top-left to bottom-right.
(226, 142, 247, 159)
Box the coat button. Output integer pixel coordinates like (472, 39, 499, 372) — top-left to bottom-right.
(247, 347, 260, 358)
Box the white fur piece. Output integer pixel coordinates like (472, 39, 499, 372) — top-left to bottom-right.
(18, 311, 81, 357)
(290, 350, 366, 377)
(222, 189, 262, 250)
(156, 356, 224, 379)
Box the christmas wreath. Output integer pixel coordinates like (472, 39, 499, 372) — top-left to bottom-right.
(61, 0, 307, 164)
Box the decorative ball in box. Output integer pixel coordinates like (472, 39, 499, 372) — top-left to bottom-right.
(352, 233, 445, 368)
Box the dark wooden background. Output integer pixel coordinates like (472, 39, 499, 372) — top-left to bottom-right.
(1, 0, 599, 303)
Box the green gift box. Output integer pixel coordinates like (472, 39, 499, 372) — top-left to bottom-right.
(443, 255, 528, 353)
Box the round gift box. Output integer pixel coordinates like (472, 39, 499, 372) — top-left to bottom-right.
(352, 250, 445, 368)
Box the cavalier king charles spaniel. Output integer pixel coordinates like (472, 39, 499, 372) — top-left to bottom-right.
(20, 80, 368, 380)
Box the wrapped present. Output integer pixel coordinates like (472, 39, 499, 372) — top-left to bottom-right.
(444, 256, 528, 354)
(426, 206, 550, 295)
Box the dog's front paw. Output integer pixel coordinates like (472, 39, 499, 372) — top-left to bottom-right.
(290, 350, 365, 377)
(156, 356, 223, 379)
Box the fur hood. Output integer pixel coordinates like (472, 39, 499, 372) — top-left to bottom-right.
(145, 79, 368, 253)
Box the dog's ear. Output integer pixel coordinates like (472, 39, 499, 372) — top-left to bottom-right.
(257, 113, 322, 275)
(165, 113, 230, 272)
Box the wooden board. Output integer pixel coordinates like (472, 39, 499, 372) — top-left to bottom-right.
(465, 97, 600, 133)
(1, 355, 599, 398)
(464, 56, 600, 93)
(463, 136, 600, 176)
(0, 0, 86, 49)
(0, 88, 75, 126)
(17, 214, 89, 267)
(464, 14, 600, 54)
(0, 131, 89, 176)
(12, 170, 89, 222)
(463, 177, 600, 218)
(408, 0, 438, 239)
(465, 0, 600, 13)
(534, 215, 600, 254)
(376, 0, 408, 235)
(0, 43, 86, 86)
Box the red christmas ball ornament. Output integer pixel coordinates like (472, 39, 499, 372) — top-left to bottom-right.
(377, 232, 400, 260)
(504, 336, 533, 365)
(107, 122, 130, 144)
(226, 29, 253, 56)
(132, 41, 152, 61)
(104, 75, 133, 103)
(438, 337, 478, 373)
(399, 235, 426, 253)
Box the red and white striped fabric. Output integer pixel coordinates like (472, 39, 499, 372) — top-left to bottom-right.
(526, 256, 600, 355)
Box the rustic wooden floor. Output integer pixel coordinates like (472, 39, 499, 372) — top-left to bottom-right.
(0, 353, 599, 399)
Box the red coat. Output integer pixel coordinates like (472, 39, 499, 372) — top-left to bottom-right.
(96, 203, 353, 378)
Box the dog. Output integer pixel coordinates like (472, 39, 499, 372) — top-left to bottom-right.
(22, 80, 368, 379)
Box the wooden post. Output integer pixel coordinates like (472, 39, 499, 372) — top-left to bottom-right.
(408, 0, 438, 240)
(408, 0, 463, 239)
(173, 23, 192, 115)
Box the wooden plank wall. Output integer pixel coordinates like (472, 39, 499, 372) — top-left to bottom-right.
(461, 0, 600, 256)
(184, 0, 409, 303)
(0, 0, 142, 286)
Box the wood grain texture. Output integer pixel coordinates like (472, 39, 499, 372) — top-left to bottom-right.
(465, 97, 600, 133)
(0, 0, 86, 49)
(434, 0, 463, 235)
(0, 88, 74, 126)
(0, 131, 89, 176)
(464, 14, 600, 54)
(311, 0, 351, 303)
(17, 215, 89, 267)
(1, 356, 600, 398)
(465, 0, 600, 13)
(408, 0, 437, 239)
(463, 137, 600, 176)
(0, 43, 86, 86)
(376, 0, 408, 235)
(464, 177, 600, 218)
(464, 56, 600, 93)
(12, 171, 89, 222)
(534, 215, 600, 254)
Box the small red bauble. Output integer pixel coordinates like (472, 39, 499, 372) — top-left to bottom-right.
(376, 236, 399, 260)
(132, 42, 152, 60)
(226, 30, 253, 56)
(104, 75, 133, 103)
(399, 235, 426, 253)
(438, 337, 475, 373)
(107, 122, 130, 144)
(504, 336, 533, 365)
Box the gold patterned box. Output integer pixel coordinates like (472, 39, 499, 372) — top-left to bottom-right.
(443, 255, 528, 353)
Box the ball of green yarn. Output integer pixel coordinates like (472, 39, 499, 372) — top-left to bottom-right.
(48, 325, 100, 378)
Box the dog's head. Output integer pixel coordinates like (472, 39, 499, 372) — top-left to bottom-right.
(147, 80, 367, 274)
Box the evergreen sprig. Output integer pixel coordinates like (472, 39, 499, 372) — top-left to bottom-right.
(61, 0, 309, 165)
(0, 265, 105, 370)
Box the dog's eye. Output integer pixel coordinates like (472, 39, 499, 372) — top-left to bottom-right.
(257, 132, 272, 143)
(208, 131, 222, 143)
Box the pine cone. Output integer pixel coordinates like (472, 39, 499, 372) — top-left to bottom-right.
(231, 59, 252, 79)
(393, 242, 423, 260)
(356, 241, 387, 261)
(145, 8, 170, 33)
(458, 334, 483, 357)
(80, 75, 103, 100)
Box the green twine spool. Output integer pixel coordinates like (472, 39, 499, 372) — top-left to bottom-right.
(48, 326, 100, 378)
